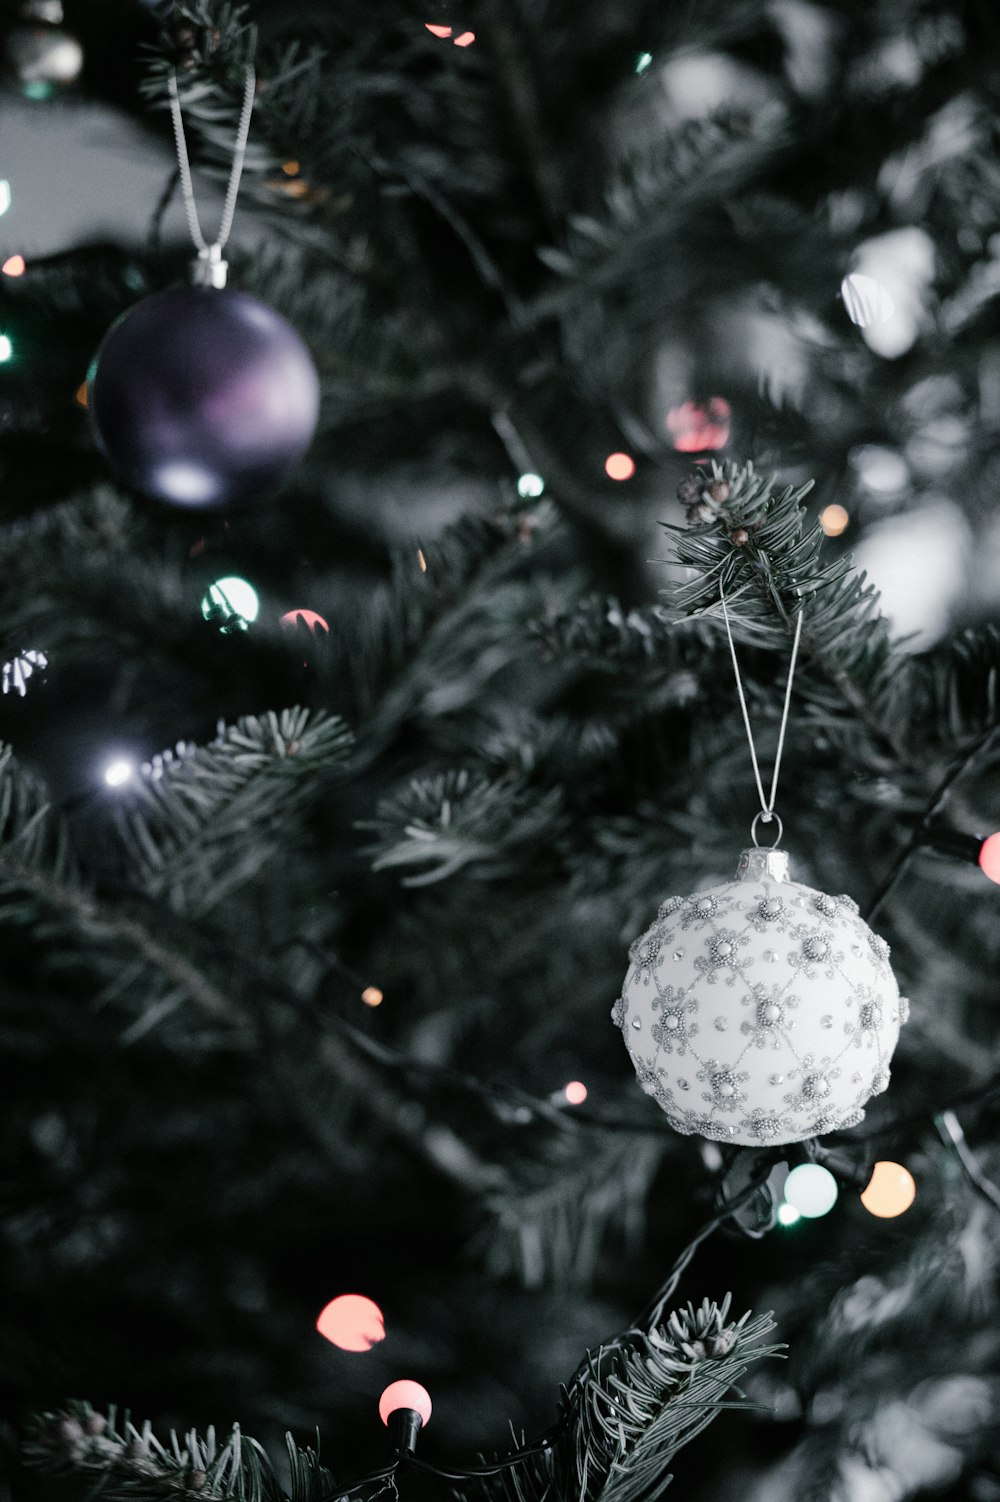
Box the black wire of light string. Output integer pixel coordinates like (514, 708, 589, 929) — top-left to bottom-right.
(318, 1163, 777, 1499)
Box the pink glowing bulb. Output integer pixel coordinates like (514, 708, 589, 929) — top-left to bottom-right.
(379, 1381, 432, 1427)
(453, 31, 475, 45)
(316, 1294, 386, 1352)
(424, 22, 452, 35)
(604, 452, 635, 481)
(280, 609, 330, 636)
(979, 832, 1000, 885)
(665, 397, 731, 453)
(564, 1081, 588, 1105)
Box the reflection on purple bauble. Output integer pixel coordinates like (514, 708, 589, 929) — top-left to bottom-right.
(87, 287, 320, 509)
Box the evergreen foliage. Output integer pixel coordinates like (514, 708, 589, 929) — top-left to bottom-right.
(2, 0, 1000, 1500)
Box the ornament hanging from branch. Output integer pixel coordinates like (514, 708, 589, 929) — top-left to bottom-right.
(614, 506, 906, 1144)
(87, 64, 319, 510)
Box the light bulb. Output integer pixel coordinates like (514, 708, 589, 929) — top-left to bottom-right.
(860, 1160, 915, 1218)
(379, 1381, 432, 1428)
(517, 473, 545, 498)
(783, 1163, 838, 1219)
(635, 51, 653, 73)
(316, 1295, 385, 1352)
(280, 608, 329, 635)
(820, 504, 849, 537)
(362, 986, 384, 1008)
(0, 334, 13, 363)
(604, 452, 636, 481)
(103, 758, 135, 788)
(201, 576, 260, 625)
(2, 255, 25, 277)
(978, 833, 1000, 885)
(564, 1080, 588, 1105)
(777, 1202, 801, 1226)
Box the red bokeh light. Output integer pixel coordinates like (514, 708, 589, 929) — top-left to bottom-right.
(564, 1080, 588, 1105)
(316, 1294, 386, 1352)
(979, 832, 1000, 885)
(424, 22, 452, 35)
(665, 397, 731, 453)
(604, 452, 636, 481)
(2, 254, 25, 277)
(280, 608, 330, 636)
(379, 1381, 432, 1427)
(453, 31, 475, 45)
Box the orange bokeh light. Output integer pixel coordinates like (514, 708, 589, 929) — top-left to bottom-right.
(564, 1080, 588, 1105)
(2, 254, 25, 277)
(979, 832, 1000, 885)
(280, 608, 330, 635)
(820, 504, 850, 537)
(316, 1294, 386, 1352)
(859, 1161, 916, 1218)
(604, 452, 636, 481)
(74, 381, 88, 408)
(282, 160, 300, 176)
(665, 397, 731, 454)
(362, 986, 383, 1008)
(453, 30, 475, 45)
(425, 23, 452, 36)
(379, 1380, 432, 1427)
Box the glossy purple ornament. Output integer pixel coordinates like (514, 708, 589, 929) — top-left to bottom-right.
(87, 286, 320, 509)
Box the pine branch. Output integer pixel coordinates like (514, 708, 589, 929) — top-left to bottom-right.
(23, 1405, 336, 1502)
(665, 459, 908, 761)
(0, 743, 240, 1027)
(25, 1300, 780, 1502)
(361, 768, 564, 887)
(478, 1135, 665, 1289)
(534, 112, 788, 316)
(565, 1299, 779, 1502)
(116, 707, 353, 917)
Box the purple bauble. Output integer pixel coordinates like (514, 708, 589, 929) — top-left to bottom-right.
(87, 286, 320, 508)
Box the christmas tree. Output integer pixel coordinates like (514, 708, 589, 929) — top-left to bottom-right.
(3, 1, 1000, 1499)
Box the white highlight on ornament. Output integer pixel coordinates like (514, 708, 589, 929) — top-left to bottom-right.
(614, 847, 905, 1146)
(783, 1163, 838, 1218)
(104, 758, 136, 788)
(203, 576, 260, 624)
(2, 647, 47, 697)
(0, 181, 11, 217)
(840, 272, 895, 328)
(153, 462, 221, 507)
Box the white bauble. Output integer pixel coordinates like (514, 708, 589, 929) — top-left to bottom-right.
(613, 848, 908, 1145)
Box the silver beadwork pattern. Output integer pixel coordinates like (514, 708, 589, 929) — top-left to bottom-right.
(611, 850, 906, 1145)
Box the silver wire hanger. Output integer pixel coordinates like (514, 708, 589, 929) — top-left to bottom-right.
(719, 578, 804, 848)
(167, 65, 256, 288)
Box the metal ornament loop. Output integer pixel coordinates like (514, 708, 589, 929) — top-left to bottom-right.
(751, 811, 784, 849)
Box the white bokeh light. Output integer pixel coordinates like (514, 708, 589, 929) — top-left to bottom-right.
(846, 228, 935, 358)
(853, 500, 971, 649)
(104, 758, 136, 788)
(203, 576, 260, 623)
